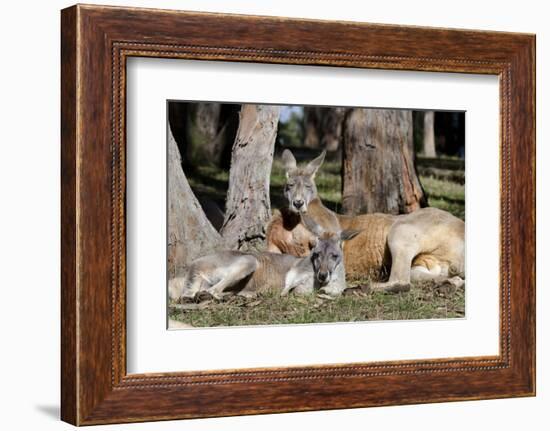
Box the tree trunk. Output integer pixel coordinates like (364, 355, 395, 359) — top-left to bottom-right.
(303, 107, 321, 149)
(304, 107, 346, 151)
(168, 126, 225, 277)
(168, 102, 239, 168)
(221, 104, 280, 251)
(422, 111, 436, 157)
(320, 107, 346, 152)
(184, 103, 224, 164)
(341, 108, 426, 215)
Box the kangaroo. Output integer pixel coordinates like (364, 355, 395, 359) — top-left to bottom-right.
(266, 149, 465, 293)
(169, 219, 360, 300)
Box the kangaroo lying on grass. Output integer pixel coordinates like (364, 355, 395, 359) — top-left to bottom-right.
(169, 219, 360, 300)
(266, 149, 465, 293)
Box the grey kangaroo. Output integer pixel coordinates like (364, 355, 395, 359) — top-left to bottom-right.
(267, 149, 465, 293)
(169, 218, 359, 300)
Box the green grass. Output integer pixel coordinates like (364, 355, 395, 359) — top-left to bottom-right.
(186, 165, 230, 206)
(420, 175, 465, 220)
(169, 281, 465, 328)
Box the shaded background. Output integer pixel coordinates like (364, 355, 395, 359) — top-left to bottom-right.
(168, 102, 465, 229)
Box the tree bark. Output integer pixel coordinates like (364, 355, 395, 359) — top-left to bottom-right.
(304, 107, 321, 149)
(321, 107, 346, 152)
(168, 102, 239, 168)
(421, 111, 436, 157)
(184, 103, 224, 165)
(221, 104, 280, 251)
(342, 108, 426, 215)
(304, 107, 346, 151)
(167, 126, 225, 277)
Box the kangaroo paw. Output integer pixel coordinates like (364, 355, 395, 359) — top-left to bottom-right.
(280, 287, 292, 297)
(180, 291, 199, 302)
(435, 276, 465, 297)
(238, 290, 257, 299)
(211, 291, 231, 301)
(444, 276, 465, 289)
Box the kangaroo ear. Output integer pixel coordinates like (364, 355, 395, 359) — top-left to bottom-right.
(281, 149, 297, 173)
(306, 150, 326, 177)
(308, 236, 319, 249)
(340, 229, 361, 241)
(301, 213, 324, 237)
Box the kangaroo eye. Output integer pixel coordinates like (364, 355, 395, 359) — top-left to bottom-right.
(286, 183, 294, 188)
(330, 254, 339, 260)
(305, 184, 313, 190)
(311, 252, 319, 260)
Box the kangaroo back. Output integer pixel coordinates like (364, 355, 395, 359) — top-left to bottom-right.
(239, 252, 299, 294)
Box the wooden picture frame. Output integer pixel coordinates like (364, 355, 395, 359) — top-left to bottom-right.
(61, 4, 535, 425)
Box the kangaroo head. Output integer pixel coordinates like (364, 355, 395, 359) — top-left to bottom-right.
(302, 215, 360, 286)
(281, 149, 326, 214)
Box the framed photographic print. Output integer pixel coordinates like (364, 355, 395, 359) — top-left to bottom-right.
(61, 4, 535, 425)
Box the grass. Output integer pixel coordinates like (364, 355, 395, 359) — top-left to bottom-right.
(178, 154, 466, 328)
(169, 281, 465, 328)
(420, 175, 465, 220)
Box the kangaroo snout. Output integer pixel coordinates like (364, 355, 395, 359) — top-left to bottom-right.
(293, 199, 304, 210)
(317, 271, 329, 284)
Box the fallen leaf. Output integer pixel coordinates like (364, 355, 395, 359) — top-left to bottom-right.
(317, 293, 336, 301)
(245, 300, 262, 308)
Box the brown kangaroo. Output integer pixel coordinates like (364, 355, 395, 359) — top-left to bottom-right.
(266, 149, 465, 292)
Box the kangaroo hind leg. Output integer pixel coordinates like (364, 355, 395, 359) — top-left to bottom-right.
(180, 269, 205, 299)
(167, 268, 203, 301)
(371, 225, 419, 293)
(209, 255, 259, 300)
(411, 262, 464, 293)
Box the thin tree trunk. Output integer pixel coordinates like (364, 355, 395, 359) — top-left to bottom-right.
(168, 102, 240, 168)
(303, 107, 345, 151)
(221, 104, 280, 251)
(422, 111, 436, 157)
(303, 107, 321, 149)
(320, 107, 346, 152)
(342, 108, 426, 215)
(185, 103, 223, 164)
(168, 126, 225, 277)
